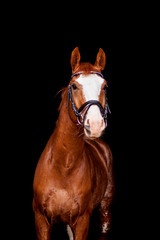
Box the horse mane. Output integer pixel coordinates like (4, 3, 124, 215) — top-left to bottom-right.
(57, 87, 67, 112)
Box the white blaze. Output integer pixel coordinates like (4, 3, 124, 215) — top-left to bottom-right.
(76, 74, 104, 125)
(76, 74, 104, 101)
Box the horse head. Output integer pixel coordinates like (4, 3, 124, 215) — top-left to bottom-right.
(68, 47, 110, 139)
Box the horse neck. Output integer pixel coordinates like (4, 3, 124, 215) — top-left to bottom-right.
(52, 89, 85, 167)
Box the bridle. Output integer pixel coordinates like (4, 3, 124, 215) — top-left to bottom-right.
(70, 71, 104, 79)
(67, 71, 111, 126)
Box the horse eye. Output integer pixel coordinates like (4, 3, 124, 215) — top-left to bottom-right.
(72, 83, 78, 90)
(103, 85, 107, 90)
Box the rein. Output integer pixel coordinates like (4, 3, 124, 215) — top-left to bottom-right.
(67, 71, 111, 126)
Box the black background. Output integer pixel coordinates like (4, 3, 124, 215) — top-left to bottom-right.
(19, 40, 139, 239)
(4, 5, 155, 239)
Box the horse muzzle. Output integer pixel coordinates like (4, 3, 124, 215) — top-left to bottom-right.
(83, 105, 106, 139)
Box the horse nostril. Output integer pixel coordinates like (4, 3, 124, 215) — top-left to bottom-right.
(84, 125, 91, 136)
(87, 119, 90, 125)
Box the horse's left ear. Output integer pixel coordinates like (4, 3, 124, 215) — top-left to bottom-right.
(94, 48, 106, 71)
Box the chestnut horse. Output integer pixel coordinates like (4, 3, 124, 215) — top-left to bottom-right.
(33, 47, 115, 240)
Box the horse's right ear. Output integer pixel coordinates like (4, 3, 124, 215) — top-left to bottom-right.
(71, 47, 81, 72)
(94, 48, 106, 71)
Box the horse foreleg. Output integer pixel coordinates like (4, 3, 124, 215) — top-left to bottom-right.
(99, 195, 113, 240)
(99, 183, 114, 239)
(99, 203, 111, 239)
(72, 211, 90, 240)
(34, 210, 51, 240)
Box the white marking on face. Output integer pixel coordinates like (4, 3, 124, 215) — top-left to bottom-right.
(76, 74, 104, 101)
(76, 74, 105, 137)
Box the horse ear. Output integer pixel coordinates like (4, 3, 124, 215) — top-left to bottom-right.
(71, 47, 81, 72)
(94, 48, 106, 71)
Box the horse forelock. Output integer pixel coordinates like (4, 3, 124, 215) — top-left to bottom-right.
(73, 62, 100, 74)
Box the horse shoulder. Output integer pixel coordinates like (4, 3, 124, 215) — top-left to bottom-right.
(33, 134, 54, 206)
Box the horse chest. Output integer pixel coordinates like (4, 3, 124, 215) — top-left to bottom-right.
(45, 175, 92, 223)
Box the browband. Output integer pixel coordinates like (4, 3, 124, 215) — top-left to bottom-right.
(71, 71, 104, 79)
